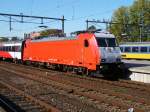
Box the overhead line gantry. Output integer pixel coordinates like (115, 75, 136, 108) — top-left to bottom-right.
(0, 13, 66, 33)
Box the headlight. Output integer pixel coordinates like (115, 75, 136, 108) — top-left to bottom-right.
(101, 59, 106, 62)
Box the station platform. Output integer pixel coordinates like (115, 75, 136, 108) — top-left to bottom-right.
(129, 66, 150, 74)
(123, 59, 150, 83)
(123, 59, 150, 73)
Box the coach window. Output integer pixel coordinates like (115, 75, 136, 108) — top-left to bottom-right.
(84, 39, 89, 47)
(18, 46, 21, 52)
(15, 46, 18, 52)
(6, 46, 8, 51)
(3, 46, 5, 51)
(15, 46, 21, 52)
(149, 47, 150, 52)
(10, 46, 13, 51)
(8, 46, 11, 51)
(5, 46, 7, 51)
(120, 47, 124, 52)
(132, 47, 139, 53)
(5, 47, 7, 51)
(7, 46, 9, 51)
(4, 47, 6, 51)
(140, 47, 147, 53)
(2, 46, 4, 51)
(124, 47, 131, 52)
(12, 46, 15, 52)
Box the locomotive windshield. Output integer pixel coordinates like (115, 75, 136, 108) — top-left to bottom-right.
(96, 38, 117, 47)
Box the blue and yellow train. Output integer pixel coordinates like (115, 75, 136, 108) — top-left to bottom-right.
(120, 42, 150, 60)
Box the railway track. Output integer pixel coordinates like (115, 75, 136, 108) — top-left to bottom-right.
(1, 61, 150, 91)
(1, 61, 150, 94)
(0, 68, 119, 112)
(0, 61, 150, 111)
(0, 81, 60, 112)
(0, 64, 106, 111)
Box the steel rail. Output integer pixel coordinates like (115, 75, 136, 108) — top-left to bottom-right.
(0, 81, 60, 112)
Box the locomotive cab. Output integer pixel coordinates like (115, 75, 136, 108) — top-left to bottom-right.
(94, 32, 125, 78)
(94, 32, 122, 67)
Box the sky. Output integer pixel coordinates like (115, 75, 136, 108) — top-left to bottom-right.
(0, 0, 134, 38)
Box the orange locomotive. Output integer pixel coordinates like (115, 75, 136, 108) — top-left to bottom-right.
(22, 33, 100, 74)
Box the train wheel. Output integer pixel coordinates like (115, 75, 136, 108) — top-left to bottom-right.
(117, 64, 131, 79)
(100, 65, 119, 80)
(25, 61, 31, 66)
(62, 65, 68, 72)
(13, 58, 17, 64)
(33, 62, 40, 67)
(87, 70, 96, 77)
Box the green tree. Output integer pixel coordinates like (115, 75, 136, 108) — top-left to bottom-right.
(11, 37, 20, 41)
(88, 25, 97, 31)
(129, 0, 150, 41)
(40, 29, 63, 37)
(0, 37, 9, 42)
(110, 6, 129, 42)
(110, 0, 150, 42)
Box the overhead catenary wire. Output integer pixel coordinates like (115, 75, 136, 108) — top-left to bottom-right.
(0, 13, 66, 33)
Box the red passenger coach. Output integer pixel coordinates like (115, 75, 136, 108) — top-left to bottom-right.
(22, 33, 100, 72)
(0, 42, 22, 61)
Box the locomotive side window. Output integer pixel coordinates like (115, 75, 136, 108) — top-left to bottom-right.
(132, 47, 139, 53)
(140, 47, 147, 53)
(124, 47, 131, 52)
(84, 39, 89, 47)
